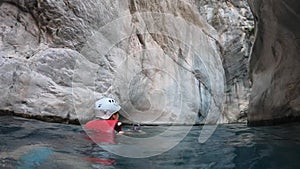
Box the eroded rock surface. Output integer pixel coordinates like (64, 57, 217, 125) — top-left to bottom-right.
(247, 0, 300, 125)
(197, 0, 254, 122)
(0, 0, 226, 124)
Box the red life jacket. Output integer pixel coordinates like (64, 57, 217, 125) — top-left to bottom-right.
(84, 120, 121, 144)
(84, 157, 115, 165)
(85, 120, 119, 133)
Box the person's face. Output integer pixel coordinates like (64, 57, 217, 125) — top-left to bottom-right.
(111, 112, 119, 120)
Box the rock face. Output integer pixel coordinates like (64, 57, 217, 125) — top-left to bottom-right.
(0, 0, 226, 124)
(197, 0, 254, 122)
(247, 0, 300, 125)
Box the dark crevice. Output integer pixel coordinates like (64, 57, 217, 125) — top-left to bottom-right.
(248, 115, 300, 127)
(136, 32, 146, 48)
(128, 0, 137, 15)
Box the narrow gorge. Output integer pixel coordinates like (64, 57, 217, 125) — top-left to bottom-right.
(0, 0, 299, 126)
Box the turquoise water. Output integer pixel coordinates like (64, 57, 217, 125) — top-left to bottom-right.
(1, 115, 300, 169)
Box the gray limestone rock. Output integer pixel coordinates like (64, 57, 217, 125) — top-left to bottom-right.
(0, 0, 226, 124)
(197, 0, 254, 123)
(247, 0, 300, 125)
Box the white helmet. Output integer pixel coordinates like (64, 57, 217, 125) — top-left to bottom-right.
(95, 97, 121, 119)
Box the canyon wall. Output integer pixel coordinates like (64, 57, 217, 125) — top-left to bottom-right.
(0, 0, 225, 124)
(0, 0, 255, 124)
(247, 0, 300, 125)
(197, 0, 254, 122)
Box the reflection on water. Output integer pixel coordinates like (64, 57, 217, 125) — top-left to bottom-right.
(1, 116, 300, 169)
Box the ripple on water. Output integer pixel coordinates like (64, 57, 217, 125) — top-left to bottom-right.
(1, 116, 300, 169)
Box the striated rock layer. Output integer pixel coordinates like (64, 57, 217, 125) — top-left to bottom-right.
(197, 0, 254, 123)
(0, 0, 226, 124)
(247, 0, 300, 125)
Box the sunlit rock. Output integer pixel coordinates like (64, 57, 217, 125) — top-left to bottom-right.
(0, 0, 230, 124)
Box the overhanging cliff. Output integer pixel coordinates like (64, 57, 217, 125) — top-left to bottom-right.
(247, 0, 300, 125)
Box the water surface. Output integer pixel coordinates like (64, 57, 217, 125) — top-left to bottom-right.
(1, 115, 300, 169)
